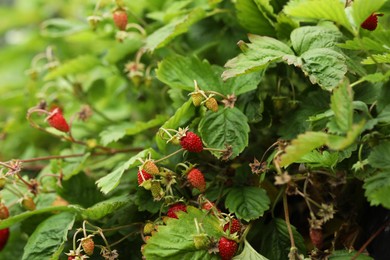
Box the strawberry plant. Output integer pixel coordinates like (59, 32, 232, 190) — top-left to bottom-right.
(1, 0, 390, 259)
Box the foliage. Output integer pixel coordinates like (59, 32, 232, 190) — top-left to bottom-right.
(0, 0, 390, 259)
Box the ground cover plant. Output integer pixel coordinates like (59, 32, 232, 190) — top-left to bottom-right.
(0, 0, 390, 259)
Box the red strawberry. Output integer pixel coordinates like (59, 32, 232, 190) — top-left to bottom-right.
(0, 228, 9, 251)
(218, 237, 238, 260)
(223, 219, 241, 234)
(81, 236, 94, 256)
(113, 8, 128, 31)
(180, 131, 203, 153)
(187, 168, 206, 192)
(309, 228, 323, 249)
(137, 170, 153, 185)
(361, 13, 384, 31)
(0, 204, 9, 220)
(167, 203, 187, 219)
(46, 108, 70, 132)
(202, 201, 216, 211)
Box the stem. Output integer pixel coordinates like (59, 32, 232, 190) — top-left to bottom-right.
(126, 23, 146, 36)
(283, 191, 300, 259)
(109, 231, 138, 247)
(204, 90, 228, 99)
(352, 219, 390, 260)
(350, 78, 365, 88)
(18, 147, 143, 163)
(154, 148, 184, 163)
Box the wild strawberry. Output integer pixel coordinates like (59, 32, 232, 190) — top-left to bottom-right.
(137, 170, 153, 185)
(309, 228, 323, 249)
(0, 228, 9, 251)
(81, 236, 94, 256)
(151, 181, 164, 200)
(143, 160, 159, 175)
(143, 223, 155, 235)
(46, 108, 70, 132)
(223, 219, 241, 234)
(0, 177, 6, 190)
(167, 203, 187, 219)
(218, 237, 238, 260)
(21, 196, 36, 211)
(0, 204, 9, 220)
(193, 233, 210, 249)
(190, 92, 204, 107)
(202, 201, 216, 211)
(205, 96, 218, 112)
(180, 131, 203, 153)
(187, 168, 206, 192)
(112, 8, 128, 31)
(361, 13, 384, 31)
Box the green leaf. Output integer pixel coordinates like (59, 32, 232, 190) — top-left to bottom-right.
(377, 104, 390, 123)
(61, 153, 90, 180)
(156, 99, 196, 152)
(0, 206, 81, 229)
(156, 55, 262, 96)
(327, 121, 365, 150)
(222, 34, 294, 80)
(368, 142, 390, 169)
(44, 55, 101, 81)
(144, 206, 223, 259)
(297, 150, 339, 169)
(225, 187, 270, 221)
(258, 218, 306, 260)
(156, 55, 222, 92)
(300, 48, 347, 91)
(82, 195, 133, 220)
(279, 132, 328, 167)
(283, 0, 352, 32)
(329, 250, 373, 260)
(364, 170, 390, 209)
(290, 26, 342, 55)
(40, 18, 87, 38)
(233, 239, 269, 260)
(199, 108, 250, 159)
(104, 36, 143, 64)
(352, 0, 386, 28)
(328, 80, 353, 133)
(96, 148, 158, 194)
(361, 53, 390, 64)
(22, 212, 75, 260)
(339, 37, 389, 52)
(145, 8, 206, 51)
(100, 115, 168, 146)
(235, 0, 275, 36)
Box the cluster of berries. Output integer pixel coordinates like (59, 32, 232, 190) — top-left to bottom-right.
(189, 81, 219, 112)
(141, 201, 242, 260)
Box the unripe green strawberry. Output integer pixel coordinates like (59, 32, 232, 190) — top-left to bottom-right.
(143, 223, 155, 235)
(218, 237, 238, 260)
(143, 160, 159, 175)
(21, 196, 36, 211)
(223, 219, 241, 234)
(46, 108, 70, 132)
(193, 233, 210, 249)
(205, 97, 218, 112)
(190, 92, 204, 107)
(180, 131, 203, 153)
(81, 236, 94, 255)
(151, 181, 164, 200)
(0, 177, 5, 190)
(112, 8, 128, 31)
(167, 203, 187, 219)
(0, 204, 9, 220)
(138, 170, 153, 186)
(187, 168, 206, 192)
